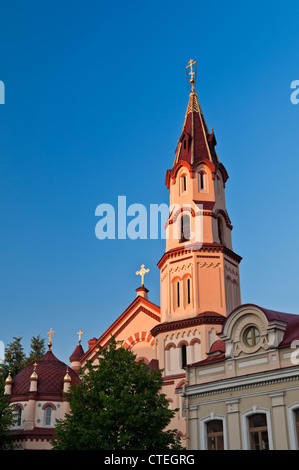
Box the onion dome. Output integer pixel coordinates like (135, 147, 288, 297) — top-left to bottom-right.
(30, 362, 38, 380)
(5, 371, 13, 384)
(10, 349, 80, 399)
(64, 366, 71, 382)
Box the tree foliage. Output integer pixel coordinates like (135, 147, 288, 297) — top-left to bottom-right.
(52, 337, 182, 450)
(0, 386, 15, 449)
(0, 335, 46, 389)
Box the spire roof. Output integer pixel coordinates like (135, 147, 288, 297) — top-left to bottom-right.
(173, 90, 219, 168)
(69, 343, 85, 363)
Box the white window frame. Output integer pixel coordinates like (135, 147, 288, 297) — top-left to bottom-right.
(241, 406, 274, 450)
(44, 406, 53, 427)
(200, 413, 228, 450)
(287, 402, 299, 450)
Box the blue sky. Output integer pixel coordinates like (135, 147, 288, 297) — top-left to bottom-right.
(0, 0, 298, 363)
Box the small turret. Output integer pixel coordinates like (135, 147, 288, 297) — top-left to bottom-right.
(69, 330, 84, 372)
(4, 371, 13, 395)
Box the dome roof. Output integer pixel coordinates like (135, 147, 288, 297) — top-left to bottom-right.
(11, 349, 80, 398)
(69, 343, 84, 363)
(209, 340, 225, 354)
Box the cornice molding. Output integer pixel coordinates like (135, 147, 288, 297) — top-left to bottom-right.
(183, 366, 299, 399)
(151, 313, 225, 337)
(157, 243, 242, 269)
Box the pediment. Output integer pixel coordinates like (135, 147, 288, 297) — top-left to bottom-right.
(81, 296, 160, 364)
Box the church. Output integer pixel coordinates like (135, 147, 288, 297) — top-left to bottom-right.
(4, 60, 299, 450)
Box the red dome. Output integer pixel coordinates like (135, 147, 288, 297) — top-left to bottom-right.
(11, 349, 80, 399)
(209, 340, 225, 354)
(69, 343, 84, 363)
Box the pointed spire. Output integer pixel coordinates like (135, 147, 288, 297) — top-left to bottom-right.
(173, 60, 219, 168)
(69, 332, 85, 370)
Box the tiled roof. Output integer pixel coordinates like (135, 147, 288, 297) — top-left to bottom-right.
(11, 349, 80, 397)
(69, 343, 84, 362)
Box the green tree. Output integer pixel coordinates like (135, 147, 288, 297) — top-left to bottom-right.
(23, 335, 46, 367)
(0, 335, 46, 388)
(0, 337, 26, 384)
(52, 337, 182, 450)
(0, 385, 15, 449)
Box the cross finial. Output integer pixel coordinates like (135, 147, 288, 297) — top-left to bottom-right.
(47, 328, 55, 350)
(136, 264, 150, 287)
(77, 329, 83, 344)
(186, 59, 197, 92)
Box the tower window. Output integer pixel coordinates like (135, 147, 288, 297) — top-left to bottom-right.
(180, 214, 190, 241)
(180, 174, 187, 194)
(187, 278, 191, 304)
(177, 281, 180, 308)
(218, 217, 224, 245)
(199, 170, 207, 191)
(181, 344, 187, 368)
(183, 139, 186, 149)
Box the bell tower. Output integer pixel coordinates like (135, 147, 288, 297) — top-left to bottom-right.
(158, 61, 242, 323)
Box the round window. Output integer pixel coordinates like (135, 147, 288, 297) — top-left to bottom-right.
(243, 326, 260, 347)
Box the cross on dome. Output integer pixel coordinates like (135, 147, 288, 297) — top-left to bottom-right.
(77, 329, 83, 344)
(47, 328, 55, 350)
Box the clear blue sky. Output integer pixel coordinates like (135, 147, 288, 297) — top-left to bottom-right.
(0, 0, 298, 363)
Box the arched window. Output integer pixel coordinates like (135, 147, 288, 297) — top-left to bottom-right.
(187, 277, 191, 304)
(44, 406, 52, 426)
(180, 214, 190, 241)
(183, 275, 192, 307)
(207, 420, 224, 450)
(180, 173, 187, 194)
(198, 170, 207, 192)
(217, 216, 224, 245)
(181, 344, 187, 369)
(248, 414, 269, 450)
(15, 406, 22, 427)
(173, 279, 181, 310)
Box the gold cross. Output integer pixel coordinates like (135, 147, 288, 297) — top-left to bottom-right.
(77, 329, 83, 343)
(186, 59, 197, 90)
(136, 264, 150, 286)
(47, 328, 55, 349)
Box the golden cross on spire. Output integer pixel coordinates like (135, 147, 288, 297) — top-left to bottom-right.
(136, 264, 150, 287)
(186, 59, 197, 91)
(47, 328, 55, 349)
(77, 329, 83, 344)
